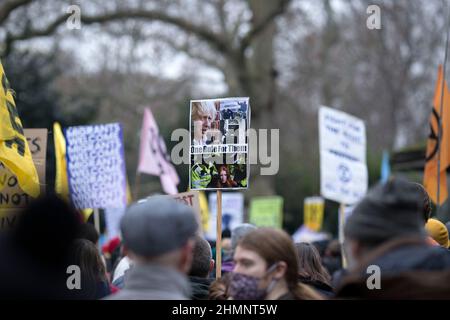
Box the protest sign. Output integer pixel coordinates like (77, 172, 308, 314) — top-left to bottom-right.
(319, 106, 367, 205)
(303, 196, 325, 231)
(189, 97, 250, 191)
(205, 192, 244, 240)
(65, 123, 127, 209)
(138, 190, 203, 235)
(189, 97, 250, 278)
(292, 225, 330, 243)
(249, 196, 283, 228)
(0, 129, 47, 209)
(170, 191, 202, 234)
(0, 129, 47, 230)
(137, 107, 179, 195)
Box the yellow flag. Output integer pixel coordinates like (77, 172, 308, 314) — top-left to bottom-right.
(199, 191, 209, 232)
(0, 61, 40, 198)
(53, 122, 69, 200)
(0, 62, 19, 140)
(82, 208, 93, 222)
(54, 122, 95, 221)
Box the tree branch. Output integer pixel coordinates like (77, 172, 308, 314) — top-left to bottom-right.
(240, 0, 292, 50)
(3, 9, 232, 56)
(0, 0, 33, 25)
(214, 0, 228, 37)
(153, 33, 225, 70)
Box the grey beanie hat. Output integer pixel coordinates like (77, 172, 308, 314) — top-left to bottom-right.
(120, 196, 198, 257)
(231, 223, 257, 251)
(344, 177, 426, 246)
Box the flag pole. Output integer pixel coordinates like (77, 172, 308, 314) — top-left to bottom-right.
(134, 172, 141, 201)
(436, 2, 450, 209)
(94, 208, 100, 235)
(216, 190, 222, 279)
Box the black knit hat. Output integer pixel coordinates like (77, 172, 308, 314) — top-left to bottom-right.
(344, 177, 427, 246)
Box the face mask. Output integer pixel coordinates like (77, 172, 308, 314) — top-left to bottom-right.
(229, 263, 279, 300)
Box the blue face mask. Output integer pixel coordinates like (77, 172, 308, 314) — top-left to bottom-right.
(229, 263, 279, 300)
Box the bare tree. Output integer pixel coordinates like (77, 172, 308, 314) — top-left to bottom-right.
(0, 0, 292, 119)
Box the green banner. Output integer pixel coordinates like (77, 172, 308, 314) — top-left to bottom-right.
(249, 196, 283, 228)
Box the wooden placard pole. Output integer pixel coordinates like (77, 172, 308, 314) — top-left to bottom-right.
(94, 208, 100, 235)
(339, 203, 348, 269)
(216, 190, 222, 279)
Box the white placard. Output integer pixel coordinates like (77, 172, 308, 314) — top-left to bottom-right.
(319, 106, 367, 204)
(65, 123, 127, 209)
(206, 192, 244, 240)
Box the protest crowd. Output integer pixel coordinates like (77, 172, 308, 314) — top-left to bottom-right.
(1, 57, 450, 301)
(0, 177, 449, 300)
(2, 1, 450, 303)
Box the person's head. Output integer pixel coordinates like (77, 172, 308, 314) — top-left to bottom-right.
(69, 239, 107, 284)
(120, 197, 198, 274)
(231, 228, 320, 300)
(231, 223, 257, 253)
(77, 223, 99, 245)
(68, 239, 108, 299)
(215, 165, 236, 188)
(12, 193, 82, 268)
(192, 101, 216, 136)
(208, 273, 231, 300)
(425, 218, 449, 248)
(410, 182, 432, 223)
(189, 235, 214, 278)
(222, 229, 231, 239)
(295, 242, 331, 286)
(324, 239, 341, 258)
(221, 229, 232, 257)
(219, 165, 229, 184)
(344, 178, 427, 270)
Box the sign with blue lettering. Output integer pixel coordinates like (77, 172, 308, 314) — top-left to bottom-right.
(65, 123, 127, 209)
(319, 106, 367, 204)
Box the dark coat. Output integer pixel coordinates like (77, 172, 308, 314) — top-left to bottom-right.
(323, 256, 342, 276)
(189, 276, 213, 300)
(335, 269, 450, 299)
(69, 279, 111, 300)
(298, 277, 334, 298)
(335, 237, 450, 299)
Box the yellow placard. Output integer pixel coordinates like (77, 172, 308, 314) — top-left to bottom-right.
(304, 196, 324, 231)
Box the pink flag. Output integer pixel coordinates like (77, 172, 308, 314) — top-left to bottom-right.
(137, 108, 179, 194)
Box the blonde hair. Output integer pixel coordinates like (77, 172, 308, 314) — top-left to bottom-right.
(192, 101, 216, 121)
